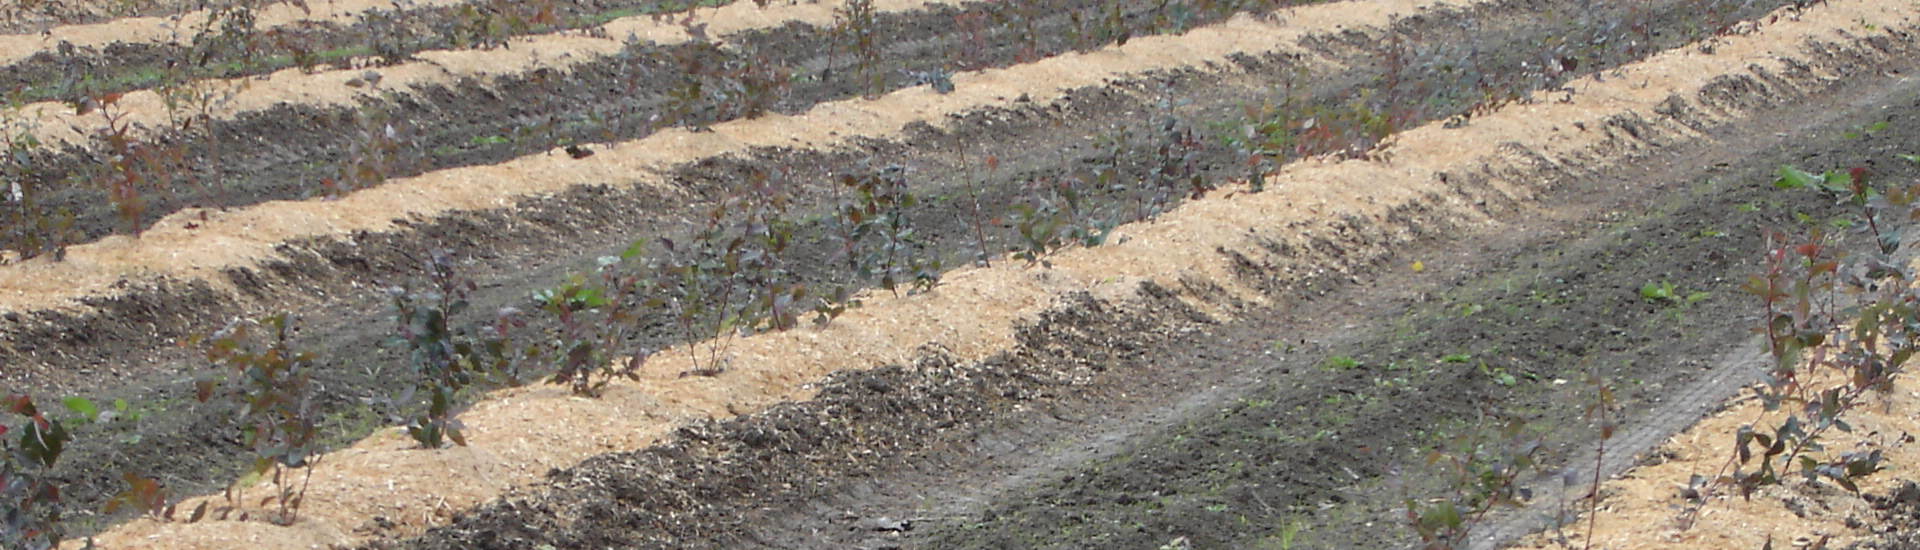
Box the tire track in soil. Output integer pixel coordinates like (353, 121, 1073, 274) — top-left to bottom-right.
(395, 64, 1920, 550)
(365, 4, 1920, 549)
(1473, 79, 1920, 550)
(3, 0, 1904, 542)
(899, 74, 1920, 550)
(1, 0, 1441, 535)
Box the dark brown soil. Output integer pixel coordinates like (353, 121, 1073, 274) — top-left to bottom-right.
(371, 33, 1920, 550)
(1851, 482, 1920, 550)
(1, 0, 718, 71)
(6, 0, 1272, 250)
(5, 0, 1784, 258)
(0, 0, 1907, 543)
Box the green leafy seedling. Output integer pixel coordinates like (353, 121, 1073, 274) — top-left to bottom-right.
(1325, 356, 1361, 370)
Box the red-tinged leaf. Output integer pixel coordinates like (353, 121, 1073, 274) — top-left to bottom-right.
(188, 501, 209, 523)
(8, 394, 35, 415)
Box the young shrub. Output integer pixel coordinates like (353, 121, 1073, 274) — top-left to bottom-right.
(323, 104, 414, 197)
(192, 314, 322, 525)
(1, 92, 77, 262)
(0, 394, 72, 550)
(84, 92, 189, 236)
(386, 251, 527, 446)
(654, 169, 807, 372)
(532, 243, 649, 397)
(1403, 416, 1545, 549)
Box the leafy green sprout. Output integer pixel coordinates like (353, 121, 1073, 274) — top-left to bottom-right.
(1638, 280, 1708, 305)
(1324, 355, 1361, 370)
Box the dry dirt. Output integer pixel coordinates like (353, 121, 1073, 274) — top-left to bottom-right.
(0, 0, 1917, 549)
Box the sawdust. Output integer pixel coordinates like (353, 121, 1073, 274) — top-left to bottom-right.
(6, 0, 959, 150)
(56, 0, 1920, 548)
(0, 0, 475, 65)
(0, 0, 1396, 315)
(1506, 369, 1920, 549)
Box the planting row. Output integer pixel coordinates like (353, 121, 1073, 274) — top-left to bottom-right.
(0, 0, 1296, 263)
(2, 0, 763, 103)
(0, 0, 1781, 266)
(2, 0, 1907, 545)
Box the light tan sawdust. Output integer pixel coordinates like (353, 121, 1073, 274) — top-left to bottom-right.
(7, 0, 957, 150)
(57, 0, 1920, 548)
(0, 0, 1408, 316)
(1505, 369, 1920, 549)
(0, 0, 476, 65)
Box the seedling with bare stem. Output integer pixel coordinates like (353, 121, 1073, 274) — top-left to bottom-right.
(1, 91, 76, 262)
(1403, 410, 1545, 549)
(1669, 164, 1914, 528)
(834, 0, 884, 99)
(955, 140, 993, 268)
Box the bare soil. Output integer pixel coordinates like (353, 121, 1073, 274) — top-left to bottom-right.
(3, 0, 1781, 253)
(378, 51, 1920, 550)
(0, 0, 1914, 547)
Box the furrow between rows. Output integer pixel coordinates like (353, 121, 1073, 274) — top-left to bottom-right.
(0, 0, 470, 59)
(6, 0, 961, 148)
(58, 0, 1920, 547)
(0, 1, 1405, 314)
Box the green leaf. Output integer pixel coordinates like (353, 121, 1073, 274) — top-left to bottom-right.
(1423, 501, 1462, 531)
(1822, 170, 1853, 192)
(1774, 165, 1821, 189)
(1899, 154, 1919, 164)
(20, 418, 69, 468)
(62, 396, 99, 422)
(621, 239, 648, 261)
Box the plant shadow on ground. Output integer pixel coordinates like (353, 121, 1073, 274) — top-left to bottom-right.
(0, 0, 1841, 538)
(376, 74, 1920, 549)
